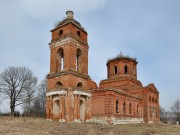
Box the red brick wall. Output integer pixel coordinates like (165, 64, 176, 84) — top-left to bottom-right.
(51, 23, 87, 43)
(91, 90, 144, 118)
(47, 74, 97, 91)
(91, 91, 105, 116)
(107, 60, 137, 80)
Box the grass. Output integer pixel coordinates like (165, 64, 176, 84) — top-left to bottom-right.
(0, 116, 179, 135)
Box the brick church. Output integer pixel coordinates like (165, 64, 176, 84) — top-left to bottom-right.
(46, 11, 160, 124)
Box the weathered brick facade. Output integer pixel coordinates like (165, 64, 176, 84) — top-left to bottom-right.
(91, 55, 160, 124)
(46, 11, 160, 124)
(46, 11, 97, 122)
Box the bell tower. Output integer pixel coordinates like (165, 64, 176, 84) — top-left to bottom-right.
(46, 11, 97, 122)
(50, 11, 88, 76)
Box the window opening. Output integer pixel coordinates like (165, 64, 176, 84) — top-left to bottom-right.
(123, 102, 126, 114)
(57, 48, 64, 71)
(56, 81, 63, 88)
(137, 105, 139, 115)
(116, 100, 119, 113)
(125, 65, 128, 73)
(76, 49, 82, 71)
(77, 31, 81, 36)
(129, 103, 132, 115)
(114, 66, 118, 74)
(77, 82, 83, 88)
(59, 30, 63, 35)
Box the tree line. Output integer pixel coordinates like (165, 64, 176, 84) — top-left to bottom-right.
(0, 66, 46, 117)
(160, 99, 180, 124)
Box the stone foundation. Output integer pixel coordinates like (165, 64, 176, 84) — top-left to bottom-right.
(87, 116, 143, 124)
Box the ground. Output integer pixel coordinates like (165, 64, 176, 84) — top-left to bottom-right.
(0, 117, 179, 135)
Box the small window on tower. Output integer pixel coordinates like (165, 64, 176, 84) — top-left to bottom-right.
(114, 66, 118, 74)
(125, 65, 128, 74)
(77, 31, 81, 36)
(59, 30, 63, 35)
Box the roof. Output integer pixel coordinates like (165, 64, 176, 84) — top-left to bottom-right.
(92, 88, 142, 99)
(107, 53, 137, 65)
(51, 18, 86, 32)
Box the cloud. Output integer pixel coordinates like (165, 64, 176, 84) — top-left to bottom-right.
(0, 0, 180, 112)
(18, 0, 108, 19)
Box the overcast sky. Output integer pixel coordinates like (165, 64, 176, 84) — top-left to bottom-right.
(0, 0, 180, 112)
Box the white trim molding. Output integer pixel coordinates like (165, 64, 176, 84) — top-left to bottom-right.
(73, 90, 91, 97)
(46, 90, 67, 97)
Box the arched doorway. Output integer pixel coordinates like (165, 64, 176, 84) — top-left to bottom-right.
(53, 100, 60, 115)
(80, 99, 86, 122)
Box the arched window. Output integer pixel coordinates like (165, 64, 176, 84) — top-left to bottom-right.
(114, 66, 118, 74)
(59, 30, 63, 36)
(124, 65, 128, 73)
(149, 96, 151, 103)
(155, 99, 157, 103)
(123, 102, 126, 114)
(57, 48, 64, 71)
(152, 98, 154, 104)
(137, 105, 139, 115)
(77, 82, 83, 88)
(76, 49, 82, 71)
(150, 106, 152, 117)
(116, 100, 119, 113)
(56, 81, 63, 89)
(129, 103, 132, 115)
(77, 31, 81, 36)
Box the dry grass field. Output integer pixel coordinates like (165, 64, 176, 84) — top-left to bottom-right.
(0, 117, 179, 135)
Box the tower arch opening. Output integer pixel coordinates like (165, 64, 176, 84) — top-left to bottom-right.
(114, 66, 118, 74)
(124, 65, 128, 74)
(57, 48, 64, 72)
(76, 48, 82, 71)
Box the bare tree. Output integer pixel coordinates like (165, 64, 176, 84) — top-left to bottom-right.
(22, 77, 37, 116)
(37, 79, 46, 117)
(171, 99, 180, 123)
(0, 66, 38, 115)
(27, 79, 46, 117)
(160, 106, 166, 122)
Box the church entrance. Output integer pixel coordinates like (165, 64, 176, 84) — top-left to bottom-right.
(53, 100, 60, 115)
(80, 99, 86, 122)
